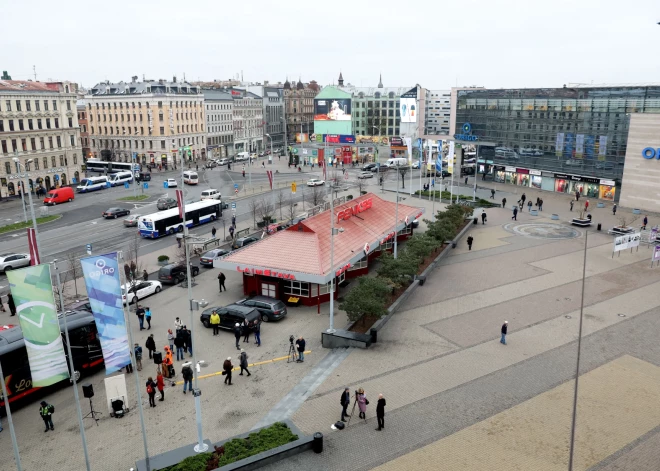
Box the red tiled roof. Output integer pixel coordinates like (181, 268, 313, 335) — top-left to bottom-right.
(0, 80, 55, 92)
(221, 193, 423, 279)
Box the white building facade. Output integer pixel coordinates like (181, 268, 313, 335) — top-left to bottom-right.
(423, 89, 451, 136)
(229, 89, 263, 153)
(202, 90, 234, 158)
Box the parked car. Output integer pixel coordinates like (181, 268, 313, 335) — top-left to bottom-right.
(200, 303, 260, 329)
(258, 151, 266, 157)
(199, 249, 230, 267)
(358, 171, 374, 179)
(138, 172, 151, 181)
(362, 163, 377, 172)
(157, 197, 177, 210)
(123, 214, 141, 227)
(217, 158, 229, 166)
(43, 187, 74, 205)
(0, 253, 31, 273)
(205, 161, 217, 168)
(306, 178, 325, 187)
(231, 237, 258, 250)
(121, 280, 162, 305)
(157, 263, 200, 284)
(166, 178, 178, 188)
(370, 165, 388, 173)
(236, 296, 288, 322)
(64, 298, 92, 313)
(103, 207, 130, 219)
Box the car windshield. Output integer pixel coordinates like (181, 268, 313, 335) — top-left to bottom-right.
(46, 192, 56, 198)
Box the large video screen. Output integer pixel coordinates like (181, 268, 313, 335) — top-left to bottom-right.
(400, 97, 417, 123)
(314, 99, 351, 121)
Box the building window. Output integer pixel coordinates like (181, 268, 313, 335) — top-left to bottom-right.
(40, 137, 44, 149)
(283, 280, 309, 297)
(52, 100, 57, 111)
(44, 100, 48, 111)
(34, 159, 39, 170)
(349, 256, 368, 271)
(18, 119, 24, 131)
(30, 138, 36, 150)
(15, 100, 21, 111)
(56, 136, 62, 148)
(9, 120, 14, 131)
(73, 154, 77, 164)
(48, 137, 53, 149)
(60, 156, 64, 166)
(66, 100, 71, 111)
(160, 141, 165, 149)
(54, 118, 59, 128)
(68, 117, 73, 128)
(43, 157, 48, 169)
(37, 119, 42, 130)
(51, 156, 56, 167)
(380, 240, 393, 251)
(70, 135, 75, 146)
(46, 119, 51, 129)
(4, 162, 9, 174)
(5, 100, 11, 111)
(26, 100, 31, 111)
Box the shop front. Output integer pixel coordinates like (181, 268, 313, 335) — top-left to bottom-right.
(529, 169, 542, 189)
(599, 179, 616, 201)
(494, 166, 506, 183)
(505, 166, 517, 185)
(567, 176, 600, 198)
(554, 173, 570, 193)
(516, 168, 530, 187)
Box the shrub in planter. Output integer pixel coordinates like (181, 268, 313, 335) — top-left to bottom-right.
(157, 255, 170, 263)
(346, 194, 353, 200)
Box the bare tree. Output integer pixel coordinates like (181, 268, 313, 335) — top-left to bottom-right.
(286, 195, 298, 223)
(352, 177, 368, 195)
(276, 190, 286, 220)
(616, 213, 640, 229)
(310, 185, 325, 207)
(398, 167, 409, 189)
(124, 232, 146, 304)
(63, 251, 83, 298)
(257, 198, 274, 223)
(249, 198, 260, 229)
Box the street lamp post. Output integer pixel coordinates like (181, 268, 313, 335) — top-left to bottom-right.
(327, 192, 343, 333)
(265, 134, 273, 164)
(13, 152, 28, 223)
(13, 158, 40, 255)
(281, 116, 289, 164)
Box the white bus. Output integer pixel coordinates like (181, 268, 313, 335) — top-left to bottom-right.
(109, 171, 134, 186)
(137, 200, 222, 238)
(86, 160, 140, 174)
(183, 171, 199, 185)
(76, 176, 108, 193)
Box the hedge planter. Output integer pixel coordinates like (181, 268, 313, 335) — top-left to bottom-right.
(610, 226, 635, 235)
(571, 218, 592, 227)
(157, 255, 170, 266)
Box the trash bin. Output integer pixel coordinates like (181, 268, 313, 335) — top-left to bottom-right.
(370, 328, 378, 344)
(313, 432, 323, 453)
(473, 217, 478, 225)
(597, 223, 602, 231)
(418, 275, 426, 286)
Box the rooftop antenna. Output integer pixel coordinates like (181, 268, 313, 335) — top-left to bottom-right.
(33, 65, 37, 81)
(241, 70, 243, 82)
(143, 74, 145, 81)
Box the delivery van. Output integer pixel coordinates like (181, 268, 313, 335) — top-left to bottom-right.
(385, 157, 409, 168)
(109, 171, 134, 186)
(43, 186, 75, 205)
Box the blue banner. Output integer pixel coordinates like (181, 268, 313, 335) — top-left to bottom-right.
(436, 140, 443, 172)
(80, 252, 131, 374)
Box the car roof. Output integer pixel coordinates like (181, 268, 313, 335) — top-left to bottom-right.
(242, 296, 281, 304)
(202, 304, 259, 317)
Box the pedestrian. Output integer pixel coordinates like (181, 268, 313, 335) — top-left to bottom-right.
(502, 197, 507, 209)
(145, 333, 156, 359)
(125, 350, 134, 373)
(181, 363, 193, 394)
(162, 347, 173, 378)
(570, 200, 574, 211)
(211, 226, 217, 238)
(223, 357, 233, 385)
(357, 388, 368, 419)
(521, 193, 526, 205)
(253, 320, 261, 347)
(145, 306, 152, 330)
(39, 401, 55, 432)
(184, 326, 193, 357)
(239, 349, 251, 376)
(527, 200, 533, 212)
(481, 211, 487, 224)
(242, 319, 251, 343)
(501, 320, 508, 345)
(467, 234, 474, 251)
(134, 343, 143, 371)
(242, 170, 245, 178)
(340, 387, 351, 422)
(167, 329, 175, 352)
(229, 225, 235, 239)
(218, 272, 226, 292)
(295, 335, 306, 362)
(196, 164, 199, 171)
(176, 233, 182, 248)
(146, 377, 157, 407)
(174, 331, 185, 360)
(210, 310, 220, 336)
(643, 215, 648, 230)
(512, 206, 518, 221)
(8, 293, 16, 316)
(142, 270, 148, 281)
(262, 161, 265, 168)
(231, 214, 236, 226)
(174, 317, 183, 330)
(536, 197, 540, 207)
(464, 176, 468, 185)
(233, 323, 241, 350)
(0, 294, 5, 313)
(576, 190, 580, 201)
(156, 368, 165, 401)
(136, 304, 145, 330)
(490, 189, 495, 199)
(612, 203, 617, 215)
(538, 198, 543, 211)
(584, 200, 590, 211)
(375, 394, 386, 431)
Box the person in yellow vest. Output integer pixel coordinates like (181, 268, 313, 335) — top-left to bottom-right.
(210, 311, 221, 336)
(39, 401, 55, 432)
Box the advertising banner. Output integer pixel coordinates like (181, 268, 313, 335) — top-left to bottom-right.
(80, 252, 131, 375)
(295, 133, 309, 144)
(314, 99, 351, 121)
(598, 135, 608, 160)
(404, 137, 413, 163)
(435, 140, 443, 172)
(324, 134, 356, 144)
(390, 137, 405, 148)
(555, 133, 565, 157)
(585, 135, 595, 159)
(448, 141, 455, 173)
(356, 135, 389, 145)
(614, 232, 641, 252)
(564, 133, 575, 158)
(650, 228, 658, 243)
(575, 134, 584, 159)
(6, 264, 69, 386)
(400, 88, 417, 123)
(653, 245, 660, 262)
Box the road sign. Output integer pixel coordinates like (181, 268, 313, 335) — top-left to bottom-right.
(344, 172, 349, 180)
(291, 182, 297, 194)
(234, 183, 239, 189)
(86, 244, 92, 255)
(143, 182, 149, 189)
(164, 181, 169, 188)
(235, 188, 238, 195)
(124, 182, 129, 189)
(231, 202, 236, 209)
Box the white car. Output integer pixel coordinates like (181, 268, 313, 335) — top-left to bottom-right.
(0, 253, 31, 273)
(412, 161, 421, 169)
(358, 172, 374, 179)
(166, 178, 178, 188)
(565, 159, 583, 167)
(306, 178, 325, 187)
(121, 280, 162, 305)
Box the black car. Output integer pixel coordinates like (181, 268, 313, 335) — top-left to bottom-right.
(138, 172, 152, 181)
(103, 207, 130, 219)
(231, 237, 258, 250)
(199, 249, 230, 267)
(370, 165, 388, 173)
(236, 296, 287, 322)
(157, 197, 177, 210)
(362, 163, 377, 172)
(200, 304, 260, 329)
(157, 263, 200, 284)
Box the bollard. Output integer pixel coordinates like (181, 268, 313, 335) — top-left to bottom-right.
(313, 432, 324, 453)
(370, 328, 378, 343)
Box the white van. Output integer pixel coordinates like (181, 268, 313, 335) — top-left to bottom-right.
(200, 189, 221, 200)
(183, 171, 199, 185)
(235, 152, 249, 162)
(77, 176, 108, 193)
(385, 157, 408, 168)
(109, 171, 134, 187)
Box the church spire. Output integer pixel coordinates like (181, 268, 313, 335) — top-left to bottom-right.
(338, 71, 344, 87)
(378, 73, 383, 88)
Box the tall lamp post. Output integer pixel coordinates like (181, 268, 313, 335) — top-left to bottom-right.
(327, 191, 344, 333)
(13, 158, 40, 253)
(265, 134, 273, 163)
(281, 116, 289, 164)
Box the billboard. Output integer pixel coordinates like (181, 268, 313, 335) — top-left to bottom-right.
(613, 232, 641, 252)
(324, 134, 356, 144)
(390, 137, 405, 148)
(314, 99, 351, 121)
(448, 141, 455, 173)
(400, 88, 417, 123)
(356, 135, 389, 145)
(295, 133, 309, 143)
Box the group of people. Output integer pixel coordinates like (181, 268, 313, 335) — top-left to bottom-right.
(171, 319, 193, 361)
(232, 319, 261, 349)
(339, 387, 387, 431)
(222, 349, 251, 385)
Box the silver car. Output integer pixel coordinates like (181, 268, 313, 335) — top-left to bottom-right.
(0, 253, 31, 273)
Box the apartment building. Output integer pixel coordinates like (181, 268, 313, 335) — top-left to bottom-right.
(202, 90, 234, 158)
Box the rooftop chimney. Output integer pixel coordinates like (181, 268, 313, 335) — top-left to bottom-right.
(132, 76, 138, 83)
(173, 75, 177, 83)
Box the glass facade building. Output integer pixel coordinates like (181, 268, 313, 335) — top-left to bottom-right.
(454, 86, 660, 200)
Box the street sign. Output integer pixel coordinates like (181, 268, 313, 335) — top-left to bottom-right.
(234, 183, 239, 189)
(291, 182, 297, 193)
(124, 182, 129, 189)
(164, 181, 169, 188)
(86, 244, 92, 255)
(143, 182, 148, 189)
(231, 202, 236, 209)
(235, 188, 238, 195)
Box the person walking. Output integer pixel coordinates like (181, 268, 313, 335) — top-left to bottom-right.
(211, 226, 217, 239)
(0, 294, 5, 313)
(253, 320, 261, 347)
(239, 349, 251, 376)
(570, 200, 574, 211)
(184, 326, 193, 357)
(210, 310, 220, 336)
(527, 200, 533, 212)
(146, 377, 157, 407)
(490, 189, 495, 199)
(584, 200, 590, 211)
(575, 190, 580, 201)
(242, 319, 251, 343)
(142, 270, 149, 281)
(340, 387, 351, 422)
(229, 225, 235, 239)
(242, 169, 246, 178)
(217, 271, 226, 292)
(134, 343, 143, 371)
(512, 206, 518, 221)
(520, 193, 526, 206)
(501, 321, 508, 345)
(39, 401, 55, 432)
(223, 357, 233, 385)
(167, 329, 175, 353)
(376, 394, 386, 431)
(295, 335, 306, 362)
(125, 350, 134, 374)
(643, 215, 648, 230)
(145, 334, 156, 360)
(502, 197, 507, 209)
(145, 306, 152, 330)
(538, 198, 543, 211)
(357, 388, 368, 419)
(136, 305, 145, 330)
(181, 363, 193, 394)
(464, 176, 468, 185)
(162, 347, 173, 378)
(612, 203, 617, 215)
(481, 211, 487, 224)
(174, 332, 185, 361)
(467, 234, 474, 251)
(156, 368, 165, 401)
(233, 323, 242, 350)
(176, 233, 182, 248)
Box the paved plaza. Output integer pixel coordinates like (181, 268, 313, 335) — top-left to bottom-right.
(2, 182, 660, 470)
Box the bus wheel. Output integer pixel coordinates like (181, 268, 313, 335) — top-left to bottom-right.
(210, 215, 216, 221)
(177, 225, 183, 233)
(168, 228, 174, 235)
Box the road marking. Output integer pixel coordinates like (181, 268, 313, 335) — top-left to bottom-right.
(173, 350, 312, 385)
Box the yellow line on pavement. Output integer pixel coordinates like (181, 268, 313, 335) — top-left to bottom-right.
(173, 350, 312, 385)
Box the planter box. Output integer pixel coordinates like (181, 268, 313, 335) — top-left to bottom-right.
(610, 226, 634, 235)
(597, 202, 605, 208)
(633, 208, 642, 214)
(551, 214, 559, 220)
(530, 209, 538, 216)
(157, 259, 170, 266)
(571, 218, 591, 227)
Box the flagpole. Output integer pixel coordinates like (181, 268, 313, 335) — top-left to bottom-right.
(0, 360, 23, 471)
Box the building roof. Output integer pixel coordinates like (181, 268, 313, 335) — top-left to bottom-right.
(0, 80, 57, 93)
(217, 193, 424, 283)
(315, 86, 352, 99)
(566, 82, 660, 88)
(202, 89, 233, 101)
(88, 79, 200, 96)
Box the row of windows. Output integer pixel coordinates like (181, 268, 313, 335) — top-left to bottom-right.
(91, 124, 203, 136)
(354, 100, 399, 109)
(206, 103, 231, 111)
(90, 101, 201, 110)
(207, 135, 232, 146)
(458, 97, 660, 113)
(1, 135, 76, 154)
(2, 99, 71, 112)
(209, 125, 232, 133)
(3, 154, 77, 174)
(90, 111, 198, 123)
(207, 114, 232, 123)
(0, 117, 74, 132)
(92, 137, 200, 151)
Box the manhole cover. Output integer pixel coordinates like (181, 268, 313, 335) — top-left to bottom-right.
(617, 313, 626, 317)
(565, 315, 572, 319)
(503, 223, 580, 240)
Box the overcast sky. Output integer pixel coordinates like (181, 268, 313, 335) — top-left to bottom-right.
(3, 0, 659, 90)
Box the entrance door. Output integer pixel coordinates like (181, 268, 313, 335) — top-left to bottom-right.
(261, 282, 276, 298)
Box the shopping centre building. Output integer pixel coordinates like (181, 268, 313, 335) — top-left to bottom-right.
(450, 84, 660, 208)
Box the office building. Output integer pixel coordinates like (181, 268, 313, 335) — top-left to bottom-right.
(227, 88, 263, 154)
(202, 90, 233, 158)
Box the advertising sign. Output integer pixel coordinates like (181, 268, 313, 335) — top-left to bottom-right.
(295, 133, 309, 143)
(390, 137, 405, 148)
(448, 141, 455, 173)
(80, 252, 132, 375)
(435, 140, 443, 172)
(653, 245, 660, 262)
(555, 133, 565, 157)
(585, 135, 595, 159)
(400, 88, 417, 123)
(650, 228, 658, 243)
(613, 232, 641, 252)
(564, 133, 575, 158)
(6, 264, 69, 386)
(324, 134, 356, 144)
(314, 99, 351, 121)
(598, 136, 608, 160)
(575, 134, 584, 159)
(356, 135, 389, 145)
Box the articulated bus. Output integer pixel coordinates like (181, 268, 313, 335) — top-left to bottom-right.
(0, 311, 104, 408)
(138, 200, 222, 238)
(86, 160, 140, 174)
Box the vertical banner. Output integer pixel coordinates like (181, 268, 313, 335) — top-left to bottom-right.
(598, 136, 608, 161)
(27, 228, 40, 265)
(575, 134, 584, 159)
(6, 264, 69, 386)
(175, 189, 184, 219)
(266, 170, 273, 190)
(448, 141, 455, 174)
(435, 140, 443, 172)
(555, 133, 565, 157)
(80, 252, 131, 375)
(653, 245, 660, 265)
(404, 137, 413, 163)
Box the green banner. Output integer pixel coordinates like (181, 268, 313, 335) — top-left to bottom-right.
(7, 264, 69, 387)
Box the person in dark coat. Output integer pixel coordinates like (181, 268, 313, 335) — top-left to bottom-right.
(39, 401, 55, 432)
(145, 334, 156, 359)
(467, 235, 474, 251)
(502, 197, 507, 209)
(239, 349, 251, 376)
(501, 320, 508, 345)
(481, 211, 487, 224)
(520, 193, 526, 205)
(340, 387, 351, 422)
(218, 272, 226, 292)
(490, 189, 495, 199)
(7, 293, 16, 316)
(136, 305, 145, 330)
(253, 320, 261, 347)
(612, 203, 617, 215)
(538, 198, 544, 211)
(242, 319, 251, 343)
(223, 357, 233, 385)
(642, 215, 648, 230)
(570, 200, 574, 211)
(184, 326, 193, 357)
(174, 333, 185, 361)
(375, 394, 386, 431)
(233, 323, 241, 350)
(512, 206, 518, 221)
(181, 363, 193, 394)
(145, 377, 157, 407)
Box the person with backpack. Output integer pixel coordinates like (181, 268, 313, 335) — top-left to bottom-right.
(39, 401, 55, 432)
(134, 343, 143, 371)
(145, 334, 156, 359)
(145, 306, 152, 330)
(145, 377, 157, 407)
(182, 363, 194, 394)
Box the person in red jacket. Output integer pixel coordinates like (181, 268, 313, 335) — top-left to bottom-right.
(156, 368, 165, 401)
